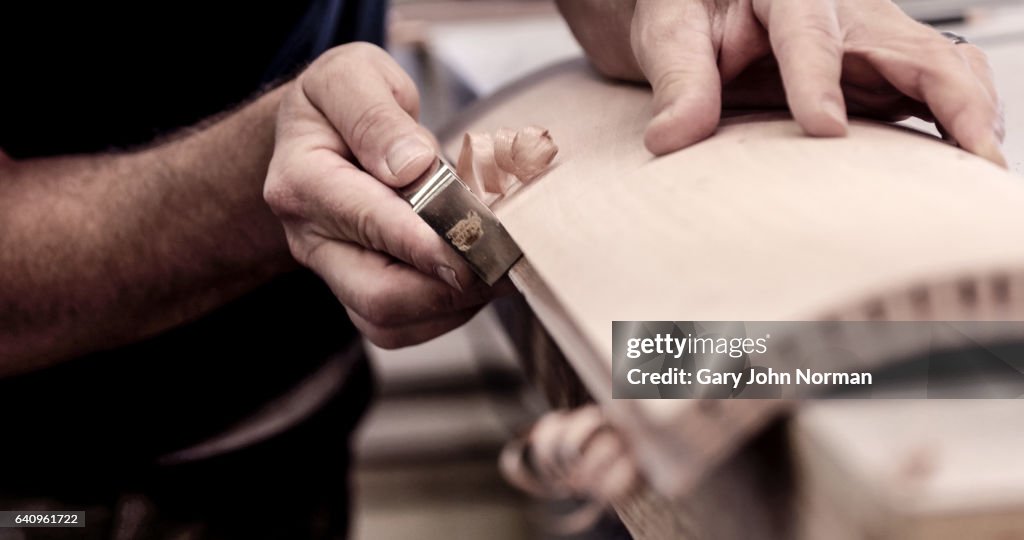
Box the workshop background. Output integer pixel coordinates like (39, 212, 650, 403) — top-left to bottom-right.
(352, 1, 1024, 539)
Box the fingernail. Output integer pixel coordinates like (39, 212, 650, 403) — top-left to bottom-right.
(646, 104, 686, 154)
(386, 135, 433, 181)
(650, 104, 678, 127)
(979, 135, 1009, 168)
(822, 98, 848, 135)
(436, 265, 463, 292)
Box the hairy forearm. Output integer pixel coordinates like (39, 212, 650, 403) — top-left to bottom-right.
(0, 84, 297, 374)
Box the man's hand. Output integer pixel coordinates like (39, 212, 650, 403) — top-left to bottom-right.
(557, 0, 1006, 166)
(265, 43, 508, 348)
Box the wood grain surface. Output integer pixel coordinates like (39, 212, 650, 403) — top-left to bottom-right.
(441, 58, 1024, 488)
(439, 58, 1024, 538)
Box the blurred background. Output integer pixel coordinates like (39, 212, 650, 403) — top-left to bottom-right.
(352, 1, 1024, 539)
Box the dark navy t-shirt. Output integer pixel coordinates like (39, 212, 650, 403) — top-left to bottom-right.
(0, 0, 384, 472)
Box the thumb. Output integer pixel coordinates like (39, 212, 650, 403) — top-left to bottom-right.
(302, 43, 439, 188)
(633, 0, 722, 155)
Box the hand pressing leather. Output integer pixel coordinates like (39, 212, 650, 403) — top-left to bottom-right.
(557, 0, 1006, 167)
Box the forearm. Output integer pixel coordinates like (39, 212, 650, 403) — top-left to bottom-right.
(0, 83, 296, 374)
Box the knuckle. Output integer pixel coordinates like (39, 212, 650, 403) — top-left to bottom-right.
(278, 223, 323, 269)
(940, 45, 968, 67)
(350, 200, 379, 250)
(263, 163, 301, 217)
(321, 41, 384, 68)
(354, 283, 404, 327)
(343, 41, 386, 61)
(961, 44, 999, 81)
(919, 38, 962, 68)
(985, 94, 1002, 117)
(349, 285, 378, 325)
(917, 42, 977, 88)
(635, 18, 694, 52)
(802, 17, 840, 41)
(317, 44, 418, 121)
(393, 80, 422, 119)
(393, 219, 436, 271)
(632, 19, 662, 52)
(349, 100, 397, 152)
(351, 317, 404, 349)
(308, 43, 387, 95)
(262, 174, 287, 210)
(431, 287, 462, 317)
(960, 43, 990, 64)
(982, 97, 1004, 139)
(650, 67, 688, 95)
(281, 229, 310, 266)
(774, 20, 840, 58)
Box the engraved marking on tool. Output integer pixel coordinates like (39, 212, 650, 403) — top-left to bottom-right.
(446, 211, 484, 252)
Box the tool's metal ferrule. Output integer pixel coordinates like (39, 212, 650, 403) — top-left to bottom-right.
(405, 159, 457, 211)
(401, 157, 522, 286)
